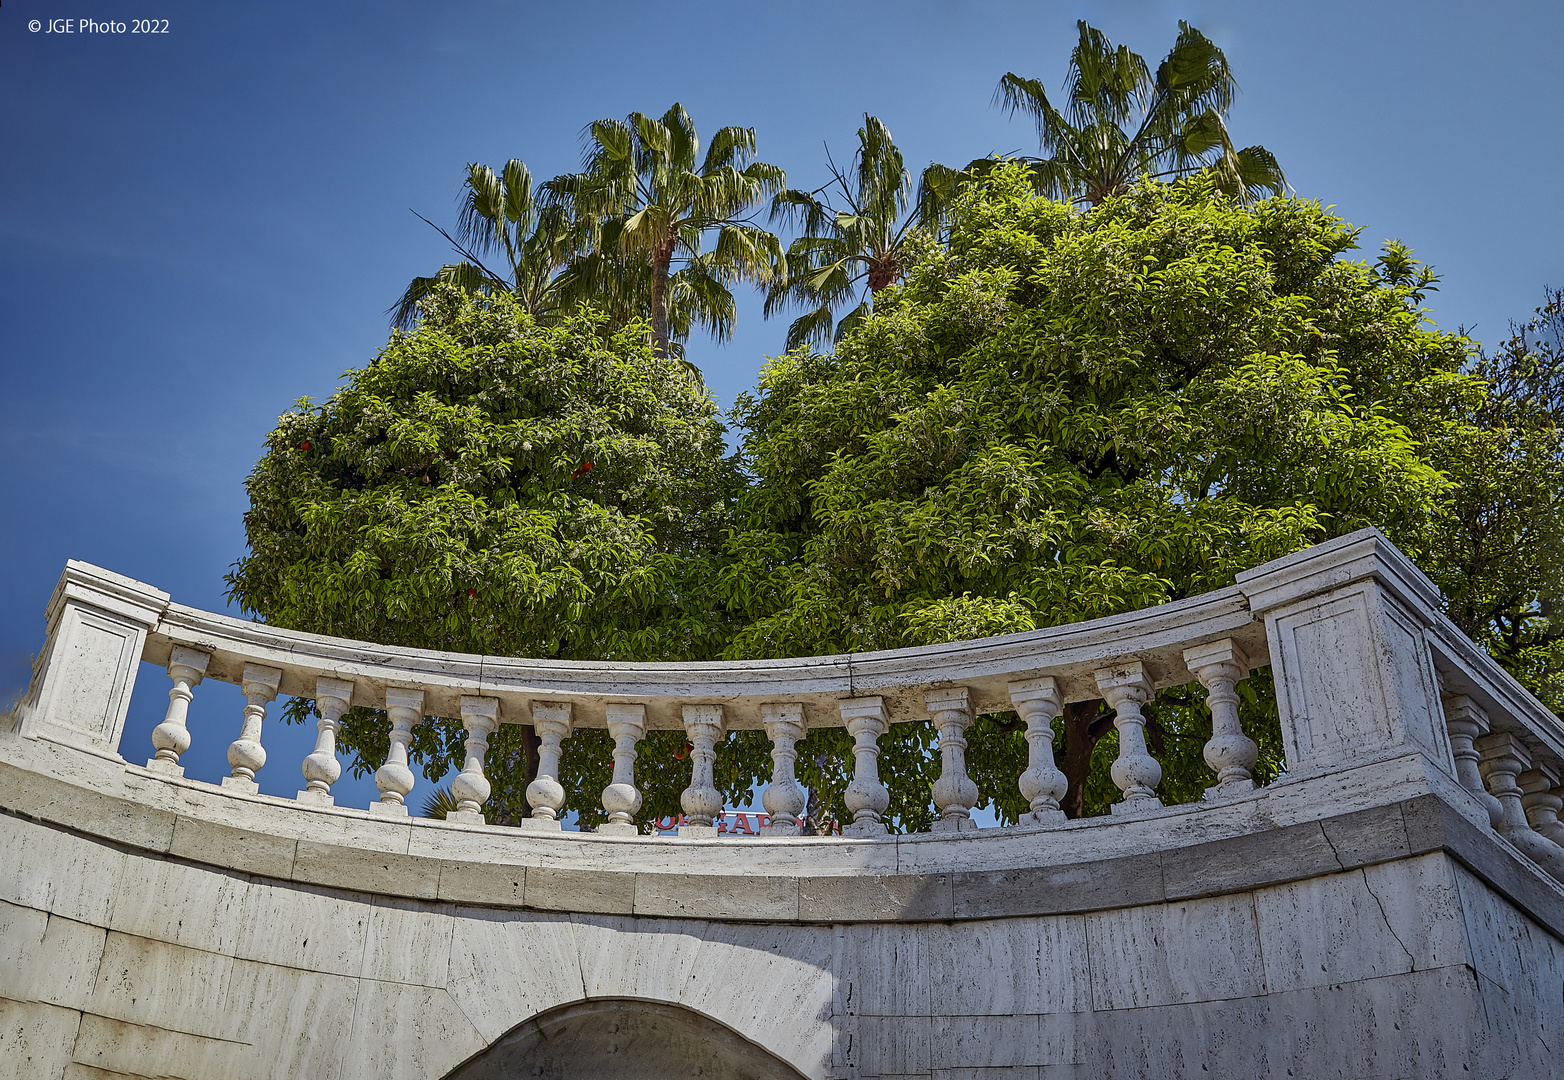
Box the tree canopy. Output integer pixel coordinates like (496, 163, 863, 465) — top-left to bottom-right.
(716, 167, 1471, 821)
(226, 289, 745, 824)
(227, 166, 1539, 831)
(1422, 287, 1564, 713)
(231, 18, 1559, 832)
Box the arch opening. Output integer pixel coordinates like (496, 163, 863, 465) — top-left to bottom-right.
(440, 997, 810, 1080)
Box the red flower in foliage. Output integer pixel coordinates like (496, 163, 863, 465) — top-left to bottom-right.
(673, 742, 693, 761)
(300, 442, 311, 452)
(467, 589, 475, 598)
(570, 460, 595, 481)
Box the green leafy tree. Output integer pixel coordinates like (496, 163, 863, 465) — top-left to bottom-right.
(719, 166, 1473, 824)
(226, 286, 770, 826)
(1423, 285, 1564, 712)
(765, 115, 947, 349)
(544, 103, 787, 359)
(390, 160, 581, 330)
(968, 20, 1285, 208)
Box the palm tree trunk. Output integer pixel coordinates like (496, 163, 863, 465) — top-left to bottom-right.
(650, 238, 676, 357)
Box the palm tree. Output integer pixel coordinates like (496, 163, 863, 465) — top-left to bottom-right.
(970, 20, 1285, 208)
(544, 103, 787, 358)
(765, 115, 950, 350)
(390, 160, 579, 330)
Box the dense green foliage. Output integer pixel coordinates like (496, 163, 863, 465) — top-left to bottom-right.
(1423, 288, 1564, 713)
(226, 291, 748, 824)
(716, 168, 1470, 822)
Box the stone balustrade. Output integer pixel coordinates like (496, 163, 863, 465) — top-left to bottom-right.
(8, 528, 1564, 871)
(8, 528, 1564, 1079)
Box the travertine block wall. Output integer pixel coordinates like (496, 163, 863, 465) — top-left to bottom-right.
(3, 808, 1561, 1080)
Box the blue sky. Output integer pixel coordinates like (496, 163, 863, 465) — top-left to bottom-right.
(3, 0, 1560, 809)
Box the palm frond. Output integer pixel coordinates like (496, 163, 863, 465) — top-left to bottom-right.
(784, 304, 837, 351)
(421, 785, 463, 820)
(670, 257, 738, 344)
(986, 19, 1275, 208)
(833, 301, 872, 343)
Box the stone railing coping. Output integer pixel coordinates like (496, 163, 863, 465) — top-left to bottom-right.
(139, 570, 1265, 730)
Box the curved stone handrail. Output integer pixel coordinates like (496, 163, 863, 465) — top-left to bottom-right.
(141, 578, 1261, 728)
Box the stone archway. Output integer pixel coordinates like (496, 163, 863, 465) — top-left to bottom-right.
(439, 998, 811, 1080)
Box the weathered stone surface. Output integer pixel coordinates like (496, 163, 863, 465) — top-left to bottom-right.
(360, 898, 454, 987)
(929, 1014, 1042, 1070)
(292, 840, 439, 899)
(572, 914, 706, 1002)
(343, 981, 485, 1080)
(1085, 893, 1265, 1010)
(523, 865, 634, 914)
(634, 871, 797, 920)
(834, 922, 931, 1018)
(798, 873, 952, 922)
(0, 997, 81, 1080)
(69, 1012, 247, 1080)
(0, 901, 105, 1011)
(681, 921, 834, 1074)
(445, 910, 584, 1042)
(105, 853, 251, 955)
(434, 859, 525, 906)
(1252, 853, 1468, 995)
(1448, 859, 1564, 999)
(952, 855, 1165, 919)
(84, 932, 361, 1078)
(928, 917, 1090, 1018)
(0, 813, 126, 926)
(63, 1065, 159, 1080)
(233, 877, 369, 974)
(1160, 819, 1341, 901)
(169, 814, 296, 879)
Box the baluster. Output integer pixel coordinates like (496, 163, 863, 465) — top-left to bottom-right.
(147, 646, 210, 777)
(597, 703, 645, 835)
(679, 705, 726, 835)
(371, 687, 424, 816)
(521, 701, 573, 831)
(760, 703, 807, 836)
(1476, 730, 1564, 882)
(928, 687, 978, 833)
(841, 697, 890, 838)
(1096, 662, 1162, 815)
(1443, 694, 1504, 829)
(1010, 677, 1066, 825)
(298, 677, 353, 805)
(221, 664, 282, 794)
(1519, 755, 1564, 848)
(1183, 639, 1258, 799)
(447, 696, 500, 824)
